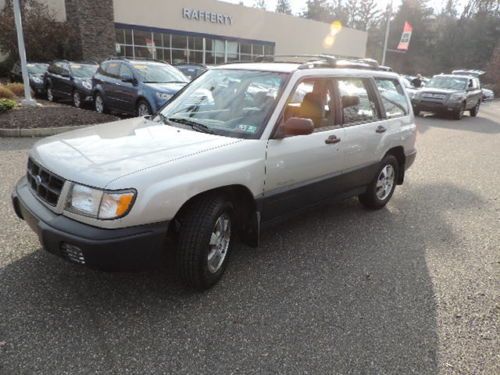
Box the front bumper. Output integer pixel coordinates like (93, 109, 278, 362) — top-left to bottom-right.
(412, 99, 462, 113)
(12, 177, 169, 270)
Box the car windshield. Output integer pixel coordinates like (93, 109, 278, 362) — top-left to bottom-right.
(427, 76, 467, 90)
(27, 63, 48, 75)
(157, 69, 288, 139)
(132, 63, 188, 83)
(70, 64, 97, 78)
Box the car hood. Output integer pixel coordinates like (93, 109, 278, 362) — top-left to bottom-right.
(144, 82, 187, 93)
(30, 117, 242, 188)
(419, 88, 462, 95)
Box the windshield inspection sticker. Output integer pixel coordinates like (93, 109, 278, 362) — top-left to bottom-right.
(238, 125, 257, 133)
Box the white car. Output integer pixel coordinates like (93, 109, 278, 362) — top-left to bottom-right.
(482, 88, 494, 101)
(12, 57, 417, 290)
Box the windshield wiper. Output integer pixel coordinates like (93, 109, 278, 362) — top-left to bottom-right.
(168, 117, 214, 134)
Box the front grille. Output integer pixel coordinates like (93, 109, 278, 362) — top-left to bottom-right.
(422, 92, 447, 103)
(27, 158, 65, 206)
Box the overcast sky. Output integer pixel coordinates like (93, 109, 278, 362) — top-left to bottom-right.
(220, 0, 468, 16)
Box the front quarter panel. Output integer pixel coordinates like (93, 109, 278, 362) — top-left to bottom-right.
(101, 139, 267, 228)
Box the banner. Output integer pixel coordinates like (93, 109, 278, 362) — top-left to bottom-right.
(397, 22, 413, 51)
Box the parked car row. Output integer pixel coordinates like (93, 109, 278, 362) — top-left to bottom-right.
(10, 58, 209, 117)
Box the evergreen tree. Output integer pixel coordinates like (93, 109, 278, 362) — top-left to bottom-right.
(276, 0, 292, 15)
(253, 0, 266, 10)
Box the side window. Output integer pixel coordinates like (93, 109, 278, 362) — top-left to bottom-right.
(375, 78, 409, 118)
(58, 63, 70, 76)
(120, 64, 134, 80)
(284, 78, 336, 130)
(337, 78, 378, 125)
(106, 62, 121, 78)
(99, 62, 109, 75)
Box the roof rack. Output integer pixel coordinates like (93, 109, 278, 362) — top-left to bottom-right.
(105, 56, 169, 64)
(254, 54, 391, 71)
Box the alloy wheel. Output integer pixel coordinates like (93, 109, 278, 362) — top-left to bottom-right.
(376, 164, 395, 200)
(207, 212, 231, 274)
(73, 92, 81, 108)
(137, 103, 151, 117)
(47, 88, 54, 102)
(95, 95, 104, 113)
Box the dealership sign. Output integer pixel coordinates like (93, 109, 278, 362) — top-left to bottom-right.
(182, 8, 233, 25)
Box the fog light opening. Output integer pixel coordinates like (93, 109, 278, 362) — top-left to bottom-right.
(60, 242, 86, 264)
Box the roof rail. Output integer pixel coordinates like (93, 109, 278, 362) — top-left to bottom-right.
(105, 56, 169, 64)
(254, 54, 391, 71)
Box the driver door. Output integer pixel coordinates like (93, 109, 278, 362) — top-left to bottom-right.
(263, 77, 346, 221)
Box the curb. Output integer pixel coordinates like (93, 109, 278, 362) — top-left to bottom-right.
(0, 125, 87, 138)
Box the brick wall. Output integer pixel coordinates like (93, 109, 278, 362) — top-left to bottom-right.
(65, 0, 115, 61)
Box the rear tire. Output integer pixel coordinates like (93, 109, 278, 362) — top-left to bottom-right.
(359, 155, 399, 210)
(469, 101, 480, 117)
(176, 194, 234, 290)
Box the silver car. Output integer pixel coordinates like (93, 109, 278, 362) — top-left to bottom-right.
(12, 57, 417, 290)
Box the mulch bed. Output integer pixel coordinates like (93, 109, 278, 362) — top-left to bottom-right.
(0, 101, 119, 129)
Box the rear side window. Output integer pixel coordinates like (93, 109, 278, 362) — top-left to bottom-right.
(375, 78, 409, 118)
(336, 78, 378, 125)
(106, 62, 121, 78)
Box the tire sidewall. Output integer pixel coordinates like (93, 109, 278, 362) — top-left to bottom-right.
(200, 201, 234, 285)
(136, 100, 152, 117)
(365, 155, 399, 209)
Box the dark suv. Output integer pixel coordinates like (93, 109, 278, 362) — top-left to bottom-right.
(44, 61, 98, 108)
(411, 74, 482, 120)
(92, 59, 189, 116)
(10, 62, 49, 97)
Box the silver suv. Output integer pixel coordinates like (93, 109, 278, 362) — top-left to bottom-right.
(12, 56, 417, 290)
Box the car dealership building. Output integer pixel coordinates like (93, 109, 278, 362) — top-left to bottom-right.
(2, 0, 367, 63)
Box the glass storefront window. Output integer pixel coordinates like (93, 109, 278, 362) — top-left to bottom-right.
(172, 35, 187, 49)
(240, 43, 251, 54)
(264, 45, 274, 56)
(134, 29, 151, 46)
(189, 36, 203, 50)
(114, 26, 274, 65)
(172, 49, 187, 64)
(116, 29, 125, 44)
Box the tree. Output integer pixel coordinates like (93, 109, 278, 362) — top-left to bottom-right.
(302, 0, 334, 23)
(0, 0, 78, 63)
(253, 0, 266, 9)
(344, 0, 382, 31)
(276, 0, 292, 15)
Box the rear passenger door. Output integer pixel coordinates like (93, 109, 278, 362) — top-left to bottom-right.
(264, 77, 345, 220)
(333, 77, 389, 188)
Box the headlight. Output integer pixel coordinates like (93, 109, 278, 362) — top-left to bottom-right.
(82, 80, 92, 90)
(31, 76, 43, 84)
(156, 92, 172, 101)
(66, 183, 136, 219)
(449, 93, 465, 101)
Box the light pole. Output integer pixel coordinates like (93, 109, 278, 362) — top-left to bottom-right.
(381, 1, 392, 66)
(13, 0, 37, 106)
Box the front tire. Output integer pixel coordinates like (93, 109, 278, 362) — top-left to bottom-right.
(453, 103, 465, 120)
(469, 101, 480, 117)
(136, 99, 152, 117)
(176, 195, 234, 290)
(73, 91, 82, 108)
(359, 155, 399, 210)
(94, 93, 107, 114)
(46, 86, 55, 102)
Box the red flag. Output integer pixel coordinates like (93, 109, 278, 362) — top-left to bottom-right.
(397, 22, 413, 51)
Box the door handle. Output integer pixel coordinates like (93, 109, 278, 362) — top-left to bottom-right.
(376, 125, 387, 133)
(325, 135, 341, 144)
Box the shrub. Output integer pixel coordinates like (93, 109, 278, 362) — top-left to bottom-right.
(5, 82, 24, 97)
(0, 98, 16, 113)
(0, 85, 15, 99)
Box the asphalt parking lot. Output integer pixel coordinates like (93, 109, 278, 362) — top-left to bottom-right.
(0, 102, 499, 374)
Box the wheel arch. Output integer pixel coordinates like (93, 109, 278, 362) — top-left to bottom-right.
(172, 184, 259, 247)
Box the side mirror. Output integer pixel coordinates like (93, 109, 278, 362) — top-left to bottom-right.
(122, 76, 136, 84)
(276, 117, 314, 138)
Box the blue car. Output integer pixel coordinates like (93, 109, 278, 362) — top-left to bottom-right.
(92, 58, 189, 116)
